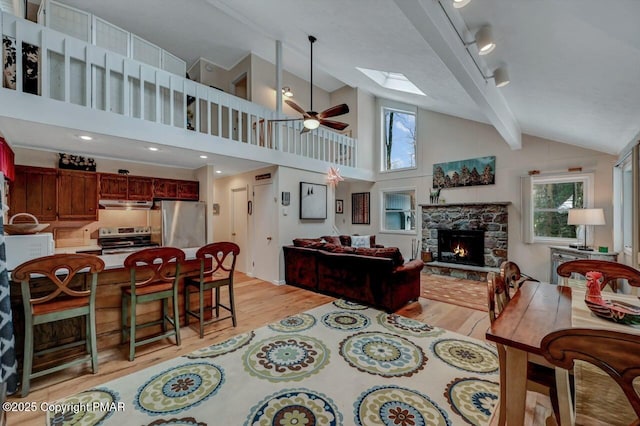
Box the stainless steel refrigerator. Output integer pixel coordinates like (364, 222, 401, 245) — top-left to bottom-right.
(149, 201, 206, 248)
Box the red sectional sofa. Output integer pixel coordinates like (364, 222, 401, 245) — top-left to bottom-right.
(283, 237, 423, 312)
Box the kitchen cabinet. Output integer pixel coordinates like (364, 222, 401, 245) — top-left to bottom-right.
(154, 178, 199, 201)
(99, 173, 128, 199)
(177, 180, 199, 200)
(8, 165, 57, 221)
(127, 176, 153, 200)
(58, 170, 98, 220)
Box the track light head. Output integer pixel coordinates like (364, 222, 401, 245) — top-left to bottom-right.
(487, 66, 510, 88)
(453, 0, 471, 8)
(475, 25, 495, 55)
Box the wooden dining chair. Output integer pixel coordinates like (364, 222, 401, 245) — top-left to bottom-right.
(500, 260, 539, 294)
(556, 259, 640, 292)
(121, 247, 185, 361)
(12, 253, 105, 397)
(541, 328, 640, 426)
(487, 271, 561, 426)
(184, 242, 240, 338)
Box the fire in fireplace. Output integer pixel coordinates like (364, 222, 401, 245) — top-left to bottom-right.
(437, 229, 485, 267)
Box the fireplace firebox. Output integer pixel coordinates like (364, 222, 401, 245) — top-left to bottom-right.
(437, 229, 485, 267)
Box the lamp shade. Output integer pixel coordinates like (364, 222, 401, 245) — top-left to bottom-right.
(567, 208, 605, 226)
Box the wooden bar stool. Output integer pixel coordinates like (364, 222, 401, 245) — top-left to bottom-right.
(185, 242, 240, 338)
(121, 247, 185, 361)
(12, 253, 105, 397)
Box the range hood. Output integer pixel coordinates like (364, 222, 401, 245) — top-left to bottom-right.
(99, 199, 153, 210)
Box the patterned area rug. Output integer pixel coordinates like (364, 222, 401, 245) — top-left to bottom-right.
(422, 274, 488, 311)
(47, 300, 499, 425)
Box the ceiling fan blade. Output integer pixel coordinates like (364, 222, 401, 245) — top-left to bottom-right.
(318, 103, 349, 119)
(300, 126, 311, 135)
(285, 100, 309, 117)
(319, 119, 349, 131)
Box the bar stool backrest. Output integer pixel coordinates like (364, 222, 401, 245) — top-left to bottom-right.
(12, 253, 105, 308)
(124, 247, 186, 288)
(196, 242, 240, 279)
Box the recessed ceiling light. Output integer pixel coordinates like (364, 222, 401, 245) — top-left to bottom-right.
(215, 170, 222, 174)
(79, 135, 93, 141)
(148, 147, 159, 151)
(200, 155, 208, 159)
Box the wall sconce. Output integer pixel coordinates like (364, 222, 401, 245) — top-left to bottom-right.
(465, 25, 495, 55)
(483, 66, 510, 88)
(282, 87, 293, 97)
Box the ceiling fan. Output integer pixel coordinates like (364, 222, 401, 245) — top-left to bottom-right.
(272, 35, 350, 133)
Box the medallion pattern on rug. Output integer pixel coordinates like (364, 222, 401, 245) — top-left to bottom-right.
(46, 301, 499, 425)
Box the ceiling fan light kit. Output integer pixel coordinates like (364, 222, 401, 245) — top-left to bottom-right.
(282, 87, 293, 97)
(453, 0, 471, 8)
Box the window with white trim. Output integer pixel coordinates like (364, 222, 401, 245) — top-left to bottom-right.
(522, 173, 593, 243)
(382, 189, 415, 232)
(381, 107, 416, 171)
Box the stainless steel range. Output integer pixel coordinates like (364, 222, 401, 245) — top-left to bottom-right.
(98, 226, 159, 255)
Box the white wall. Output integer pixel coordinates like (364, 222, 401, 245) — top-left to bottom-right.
(335, 107, 617, 281)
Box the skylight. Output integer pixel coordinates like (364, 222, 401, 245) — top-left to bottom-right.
(356, 67, 426, 96)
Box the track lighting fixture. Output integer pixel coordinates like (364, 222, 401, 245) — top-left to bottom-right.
(453, 0, 471, 8)
(282, 87, 293, 98)
(485, 67, 510, 88)
(465, 25, 495, 55)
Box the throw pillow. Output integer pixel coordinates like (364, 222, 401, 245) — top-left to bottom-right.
(351, 235, 371, 248)
(321, 235, 342, 245)
(293, 238, 322, 248)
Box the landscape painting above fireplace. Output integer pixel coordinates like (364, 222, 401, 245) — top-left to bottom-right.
(433, 155, 495, 189)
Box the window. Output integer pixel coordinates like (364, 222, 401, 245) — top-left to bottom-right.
(522, 173, 593, 243)
(382, 189, 415, 232)
(382, 107, 416, 171)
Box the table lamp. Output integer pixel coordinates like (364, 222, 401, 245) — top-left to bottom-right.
(567, 208, 605, 251)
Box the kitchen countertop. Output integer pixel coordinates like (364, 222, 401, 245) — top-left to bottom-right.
(9, 247, 200, 278)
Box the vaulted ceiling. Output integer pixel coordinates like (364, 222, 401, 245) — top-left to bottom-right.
(31, 0, 640, 156)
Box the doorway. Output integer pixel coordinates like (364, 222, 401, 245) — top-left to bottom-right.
(252, 183, 277, 282)
(231, 186, 248, 273)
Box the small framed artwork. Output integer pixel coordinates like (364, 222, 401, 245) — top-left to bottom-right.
(300, 182, 327, 220)
(336, 199, 344, 214)
(352, 192, 370, 224)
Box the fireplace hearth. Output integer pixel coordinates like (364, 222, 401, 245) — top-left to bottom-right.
(438, 229, 485, 267)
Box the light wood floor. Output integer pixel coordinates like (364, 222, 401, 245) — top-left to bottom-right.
(7, 273, 555, 425)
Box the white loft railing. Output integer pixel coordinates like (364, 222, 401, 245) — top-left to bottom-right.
(0, 12, 357, 168)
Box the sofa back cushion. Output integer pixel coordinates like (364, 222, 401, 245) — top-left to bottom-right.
(354, 247, 404, 266)
(293, 238, 324, 248)
(321, 235, 342, 245)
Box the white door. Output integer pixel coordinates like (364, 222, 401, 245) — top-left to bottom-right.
(231, 187, 248, 273)
(253, 183, 277, 282)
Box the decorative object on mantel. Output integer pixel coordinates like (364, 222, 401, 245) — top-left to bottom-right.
(58, 153, 96, 171)
(568, 166, 582, 172)
(528, 170, 540, 175)
(118, 169, 129, 175)
(584, 271, 640, 326)
(429, 187, 441, 204)
(433, 156, 495, 189)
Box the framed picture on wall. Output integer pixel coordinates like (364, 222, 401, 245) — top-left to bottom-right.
(336, 199, 344, 214)
(352, 192, 370, 224)
(300, 182, 327, 220)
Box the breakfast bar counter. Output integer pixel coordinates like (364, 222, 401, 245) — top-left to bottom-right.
(9, 248, 205, 365)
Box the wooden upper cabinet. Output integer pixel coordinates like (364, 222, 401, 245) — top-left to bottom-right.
(57, 170, 98, 220)
(8, 165, 57, 221)
(127, 176, 153, 201)
(177, 180, 199, 200)
(153, 179, 199, 201)
(99, 173, 128, 200)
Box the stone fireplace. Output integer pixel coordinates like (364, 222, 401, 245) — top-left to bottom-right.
(421, 202, 510, 280)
